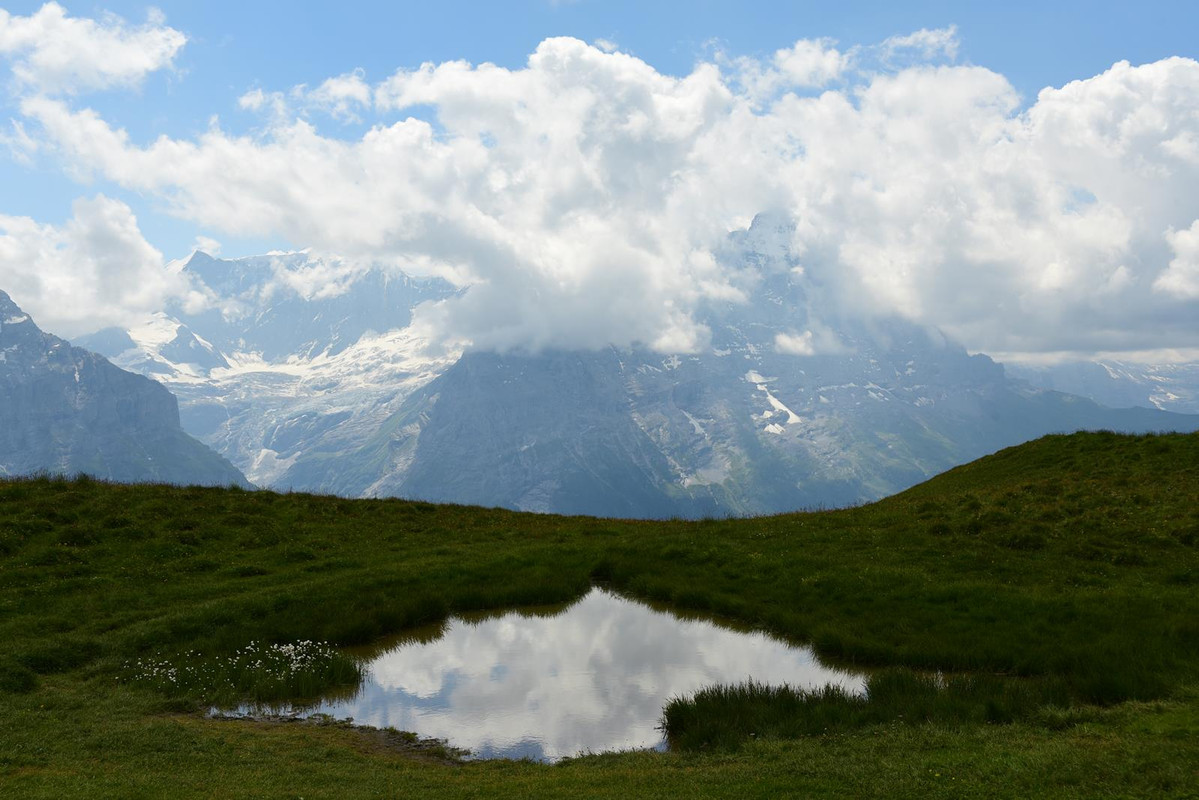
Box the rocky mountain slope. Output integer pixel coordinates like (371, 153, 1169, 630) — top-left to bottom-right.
(75, 221, 1199, 517)
(0, 290, 248, 487)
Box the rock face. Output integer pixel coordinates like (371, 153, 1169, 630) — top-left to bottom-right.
(74, 227, 1199, 517)
(271, 215, 1199, 517)
(0, 290, 248, 487)
(303, 331, 1199, 518)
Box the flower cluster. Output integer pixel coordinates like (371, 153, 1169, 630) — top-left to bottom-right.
(126, 640, 362, 704)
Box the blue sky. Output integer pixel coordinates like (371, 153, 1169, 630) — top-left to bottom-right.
(1, 1, 1198, 360)
(4, 0, 1195, 241)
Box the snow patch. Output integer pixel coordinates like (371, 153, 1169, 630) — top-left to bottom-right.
(680, 409, 707, 436)
(763, 390, 802, 423)
(247, 447, 300, 486)
(746, 369, 800, 424)
(128, 313, 183, 350)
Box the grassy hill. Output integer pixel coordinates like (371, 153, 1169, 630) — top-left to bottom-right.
(1, 430, 1196, 798)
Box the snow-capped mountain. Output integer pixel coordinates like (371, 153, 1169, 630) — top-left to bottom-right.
(299, 217, 1199, 516)
(76, 251, 460, 488)
(75, 219, 1199, 517)
(0, 290, 247, 487)
(1006, 360, 1199, 415)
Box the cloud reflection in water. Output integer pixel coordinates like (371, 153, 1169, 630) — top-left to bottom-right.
(308, 588, 865, 761)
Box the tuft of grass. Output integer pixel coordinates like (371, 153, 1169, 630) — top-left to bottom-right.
(662, 669, 1075, 751)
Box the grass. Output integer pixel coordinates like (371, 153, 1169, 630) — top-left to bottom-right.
(661, 670, 1074, 751)
(0, 430, 1197, 797)
(125, 640, 363, 707)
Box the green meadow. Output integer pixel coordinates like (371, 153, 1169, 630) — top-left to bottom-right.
(1, 430, 1196, 798)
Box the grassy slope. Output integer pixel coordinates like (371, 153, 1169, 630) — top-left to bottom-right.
(1, 430, 1197, 798)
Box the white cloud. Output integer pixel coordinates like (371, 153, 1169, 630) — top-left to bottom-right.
(10, 31, 1199, 358)
(240, 71, 373, 124)
(774, 330, 816, 355)
(774, 325, 850, 356)
(720, 37, 848, 105)
(237, 87, 269, 111)
(880, 26, 960, 64)
(0, 2, 186, 95)
(773, 38, 849, 88)
(1156, 219, 1199, 298)
(192, 234, 222, 257)
(303, 69, 372, 122)
(0, 195, 198, 336)
(0, 118, 37, 164)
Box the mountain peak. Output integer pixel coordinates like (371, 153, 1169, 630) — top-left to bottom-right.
(748, 210, 797, 234)
(0, 290, 250, 487)
(0, 289, 27, 318)
(0, 291, 42, 346)
(186, 250, 217, 266)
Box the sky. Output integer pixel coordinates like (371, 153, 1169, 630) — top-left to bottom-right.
(0, 1, 1197, 363)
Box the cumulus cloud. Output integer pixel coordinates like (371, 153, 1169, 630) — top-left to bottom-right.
(0, 2, 185, 95)
(0, 195, 199, 336)
(719, 37, 849, 105)
(1156, 219, 1199, 298)
(304, 70, 372, 122)
(773, 38, 849, 87)
(10, 30, 1199, 358)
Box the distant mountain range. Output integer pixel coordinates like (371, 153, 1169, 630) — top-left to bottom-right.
(71, 216, 1199, 517)
(1006, 360, 1199, 416)
(0, 290, 247, 487)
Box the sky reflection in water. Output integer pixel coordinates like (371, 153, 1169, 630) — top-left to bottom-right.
(306, 588, 865, 761)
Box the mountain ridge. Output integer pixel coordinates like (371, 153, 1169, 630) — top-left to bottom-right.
(0, 290, 249, 487)
(68, 221, 1199, 517)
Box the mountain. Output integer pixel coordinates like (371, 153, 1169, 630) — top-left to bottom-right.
(298, 322, 1197, 518)
(0, 290, 248, 487)
(1006, 360, 1199, 415)
(74, 225, 1199, 517)
(75, 252, 460, 489)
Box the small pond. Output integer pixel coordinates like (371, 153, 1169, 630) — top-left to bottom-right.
(271, 588, 865, 761)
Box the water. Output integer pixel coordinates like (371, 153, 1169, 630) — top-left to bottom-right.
(298, 588, 865, 761)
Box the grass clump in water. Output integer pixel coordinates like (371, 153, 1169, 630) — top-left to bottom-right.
(125, 640, 362, 706)
(662, 668, 1073, 752)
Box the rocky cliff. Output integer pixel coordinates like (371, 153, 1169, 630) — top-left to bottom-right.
(0, 290, 249, 487)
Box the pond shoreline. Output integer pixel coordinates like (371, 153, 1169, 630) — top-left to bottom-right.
(206, 710, 470, 765)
